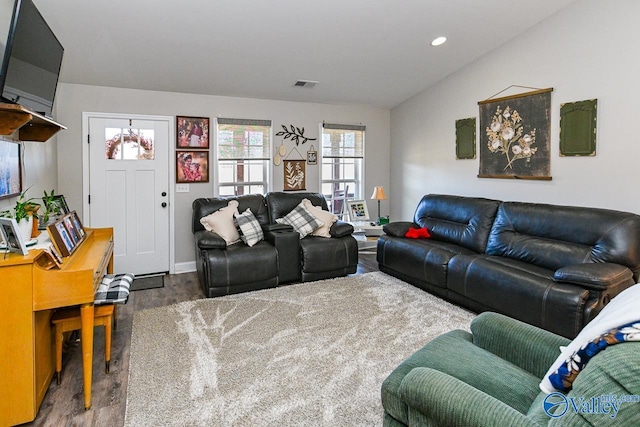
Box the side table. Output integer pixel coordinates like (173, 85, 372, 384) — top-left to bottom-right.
(351, 222, 383, 253)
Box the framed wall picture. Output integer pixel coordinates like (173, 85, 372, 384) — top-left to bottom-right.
(283, 159, 306, 191)
(0, 139, 22, 200)
(346, 200, 370, 222)
(478, 88, 553, 180)
(177, 116, 210, 149)
(0, 217, 28, 255)
(307, 147, 317, 165)
(176, 151, 209, 183)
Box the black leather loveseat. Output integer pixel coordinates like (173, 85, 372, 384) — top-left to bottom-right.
(192, 192, 358, 297)
(377, 194, 640, 338)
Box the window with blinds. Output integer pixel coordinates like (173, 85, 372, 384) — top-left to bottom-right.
(217, 118, 271, 196)
(321, 123, 365, 219)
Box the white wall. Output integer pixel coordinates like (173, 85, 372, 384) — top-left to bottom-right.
(55, 83, 390, 267)
(390, 0, 640, 221)
(0, 135, 58, 215)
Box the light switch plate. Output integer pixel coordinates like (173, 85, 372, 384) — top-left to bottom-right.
(176, 184, 189, 193)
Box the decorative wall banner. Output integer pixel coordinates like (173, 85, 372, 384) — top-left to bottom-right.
(478, 88, 553, 180)
(560, 99, 597, 157)
(283, 160, 306, 191)
(455, 117, 476, 160)
(276, 124, 316, 146)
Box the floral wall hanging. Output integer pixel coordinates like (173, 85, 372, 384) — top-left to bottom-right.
(478, 87, 553, 180)
(283, 147, 306, 191)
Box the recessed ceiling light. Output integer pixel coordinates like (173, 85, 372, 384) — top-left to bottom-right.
(431, 36, 447, 47)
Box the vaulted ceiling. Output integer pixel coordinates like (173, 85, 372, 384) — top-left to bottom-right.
(36, 0, 578, 109)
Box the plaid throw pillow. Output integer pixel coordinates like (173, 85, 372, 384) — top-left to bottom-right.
(234, 208, 264, 247)
(94, 273, 135, 305)
(276, 201, 324, 239)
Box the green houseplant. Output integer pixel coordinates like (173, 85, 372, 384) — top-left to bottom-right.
(41, 189, 62, 224)
(0, 187, 40, 242)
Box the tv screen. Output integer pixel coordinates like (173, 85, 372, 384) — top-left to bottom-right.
(0, 0, 63, 117)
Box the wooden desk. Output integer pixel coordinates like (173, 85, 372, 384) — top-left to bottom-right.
(0, 227, 113, 426)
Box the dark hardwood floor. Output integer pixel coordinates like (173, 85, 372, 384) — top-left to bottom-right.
(24, 253, 379, 426)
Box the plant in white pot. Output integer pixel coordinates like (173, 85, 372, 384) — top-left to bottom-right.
(0, 188, 40, 243)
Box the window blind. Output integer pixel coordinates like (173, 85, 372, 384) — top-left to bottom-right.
(217, 118, 271, 160)
(322, 123, 365, 158)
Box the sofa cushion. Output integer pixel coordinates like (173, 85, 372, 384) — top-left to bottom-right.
(192, 194, 269, 233)
(413, 194, 500, 253)
(234, 208, 264, 247)
(199, 200, 241, 245)
(377, 235, 478, 289)
(302, 198, 337, 238)
(266, 191, 328, 223)
(276, 201, 324, 239)
(447, 254, 590, 338)
(486, 201, 640, 277)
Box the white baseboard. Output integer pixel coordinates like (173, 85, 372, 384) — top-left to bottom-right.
(174, 261, 197, 274)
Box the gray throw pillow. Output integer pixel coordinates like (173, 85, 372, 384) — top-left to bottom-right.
(275, 202, 324, 239)
(234, 208, 264, 247)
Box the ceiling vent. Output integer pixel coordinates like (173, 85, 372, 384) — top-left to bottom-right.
(294, 80, 319, 88)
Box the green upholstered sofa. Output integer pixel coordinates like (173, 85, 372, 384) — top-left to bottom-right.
(382, 312, 640, 426)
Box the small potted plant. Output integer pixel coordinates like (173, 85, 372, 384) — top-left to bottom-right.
(0, 188, 40, 242)
(40, 189, 62, 228)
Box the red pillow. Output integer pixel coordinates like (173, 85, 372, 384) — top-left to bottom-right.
(405, 227, 431, 239)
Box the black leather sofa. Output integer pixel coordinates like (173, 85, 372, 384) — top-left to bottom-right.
(192, 192, 358, 297)
(377, 194, 640, 338)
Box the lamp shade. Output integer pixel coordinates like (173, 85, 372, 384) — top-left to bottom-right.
(370, 186, 387, 200)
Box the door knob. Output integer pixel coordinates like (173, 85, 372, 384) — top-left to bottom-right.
(161, 202, 167, 208)
(161, 192, 167, 197)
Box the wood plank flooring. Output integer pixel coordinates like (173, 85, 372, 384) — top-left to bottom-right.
(23, 253, 379, 426)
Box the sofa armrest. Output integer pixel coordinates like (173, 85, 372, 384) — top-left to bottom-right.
(262, 223, 294, 233)
(329, 220, 354, 238)
(382, 221, 415, 237)
(553, 263, 634, 291)
(194, 230, 226, 250)
(470, 312, 570, 378)
(263, 228, 300, 283)
(399, 367, 538, 427)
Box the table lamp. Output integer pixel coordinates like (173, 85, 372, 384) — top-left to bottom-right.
(370, 186, 387, 225)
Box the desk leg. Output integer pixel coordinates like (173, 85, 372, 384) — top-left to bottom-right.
(80, 303, 94, 410)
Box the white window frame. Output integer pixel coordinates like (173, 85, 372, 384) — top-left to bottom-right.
(214, 118, 272, 196)
(320, 123, 365, 218)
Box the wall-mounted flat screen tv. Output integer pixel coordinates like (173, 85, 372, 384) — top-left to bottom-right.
(0, 0, 63, 117)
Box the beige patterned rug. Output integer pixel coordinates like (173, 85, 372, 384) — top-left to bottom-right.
(124, 272, 475, 427)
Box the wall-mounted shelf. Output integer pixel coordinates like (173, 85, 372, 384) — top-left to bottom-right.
(0, 103, 66, 142)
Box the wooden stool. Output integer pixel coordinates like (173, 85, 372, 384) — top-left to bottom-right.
(51, 304, 116, 385)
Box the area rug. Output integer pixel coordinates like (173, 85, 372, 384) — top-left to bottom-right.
(124, 272, 475, 427)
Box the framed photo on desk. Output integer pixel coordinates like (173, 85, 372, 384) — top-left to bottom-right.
(0, 217, 28, 255)
(47, 213, 85, 257)
(346, 200, 370, 222)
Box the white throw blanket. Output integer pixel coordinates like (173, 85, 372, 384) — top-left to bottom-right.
(540, 282, 640, 394)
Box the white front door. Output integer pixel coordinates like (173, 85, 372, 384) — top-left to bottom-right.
(88, 116, 170, 275)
